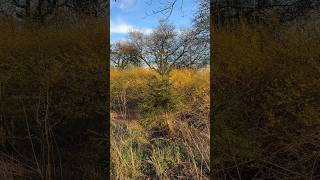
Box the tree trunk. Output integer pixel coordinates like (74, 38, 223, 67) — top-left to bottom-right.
(26, 0, 31, 18)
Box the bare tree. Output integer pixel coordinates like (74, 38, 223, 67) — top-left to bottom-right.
(176, 34, 209, 69)
(145, 0, 210, 68)
(111, 42, 140, 69)
(193, 0, 210, 41)
(0, 0, 108, 23)
(213, 0, 320, 25)
(191, 0, 210, 67)
(0, 0, 15, 17)
(111, 0, 210, 71)
(145, 0, 184, 20)
(128, 20, 196, 75)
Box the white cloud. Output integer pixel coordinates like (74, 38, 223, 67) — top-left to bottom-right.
(110, 0, 137, 10)
(110, 19, 134, 34)
(139, 28, 153, 34)
(120, 0, 136, 9)
(110, 19, 152, 34)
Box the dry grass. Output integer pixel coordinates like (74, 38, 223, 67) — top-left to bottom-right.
(212, 21, 320, 179)
(110, 68, 210, 179)
(0, 18, 108, 179)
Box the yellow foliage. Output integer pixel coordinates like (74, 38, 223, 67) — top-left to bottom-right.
(110, 68, 210, 112)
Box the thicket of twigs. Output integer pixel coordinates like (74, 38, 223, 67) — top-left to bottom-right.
(0, 18, 108, 179)
(110, 68, 210, 179)
(212, 20, 320, 179)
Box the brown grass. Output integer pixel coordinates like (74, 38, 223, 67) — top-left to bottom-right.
(0, 17, 108, 179)
(110, 68, 210, 179)
(212, 21, 320, 179)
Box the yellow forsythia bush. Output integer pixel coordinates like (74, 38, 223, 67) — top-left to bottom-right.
(170, 68, 210, 109)
(110, 68, 210, 114)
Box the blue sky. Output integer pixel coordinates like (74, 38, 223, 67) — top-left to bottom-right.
(110, 0, 198, 43)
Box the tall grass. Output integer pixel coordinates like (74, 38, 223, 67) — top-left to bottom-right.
(110, 68, 210, 179)
(0, 18, 108, 179)
(212, 21, 320, 179)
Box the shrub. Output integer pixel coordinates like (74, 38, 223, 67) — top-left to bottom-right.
(142, 76, 175, 113)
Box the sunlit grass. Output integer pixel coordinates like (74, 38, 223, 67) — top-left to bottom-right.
(110, 68, 210, 179)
